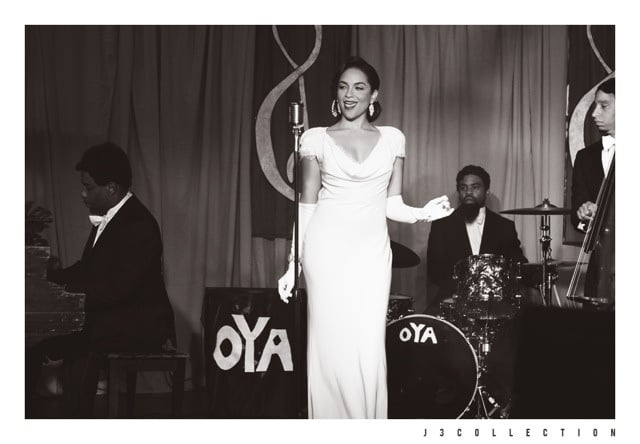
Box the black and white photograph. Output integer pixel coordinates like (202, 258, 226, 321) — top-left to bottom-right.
(6, 1, 637, 442)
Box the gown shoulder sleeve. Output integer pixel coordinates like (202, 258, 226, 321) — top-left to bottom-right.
(384, 126, 406, 158)
(299, 127, 326, 162)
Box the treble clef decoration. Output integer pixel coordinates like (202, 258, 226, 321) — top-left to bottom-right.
(255, 25, 322, 201)
(568, 25, 614, 166)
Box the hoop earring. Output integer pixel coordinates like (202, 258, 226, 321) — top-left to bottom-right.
(331, 99, 341, 117)
(369, 102, 375, 117)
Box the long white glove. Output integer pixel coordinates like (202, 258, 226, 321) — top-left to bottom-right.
(386, 194, 453, 223)
(278, 202, 317, 303)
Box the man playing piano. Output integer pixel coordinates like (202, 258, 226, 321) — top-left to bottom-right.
(26, 143, 174, 418)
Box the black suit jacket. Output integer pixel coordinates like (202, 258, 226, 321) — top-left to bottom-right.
(427, 207, 528, 302)
(571, 139, 605, 229)
(571, 138, 616, 299)
(49, 195, 174, 351)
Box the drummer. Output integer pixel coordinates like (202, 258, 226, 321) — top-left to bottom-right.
(425, 165, 528, 311)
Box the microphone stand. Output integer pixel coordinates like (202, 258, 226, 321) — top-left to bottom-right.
(289, 101, 305, 417)
(291, 105, 303, 303)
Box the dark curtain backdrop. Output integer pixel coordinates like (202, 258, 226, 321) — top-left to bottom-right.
(26, 25, 571, 389)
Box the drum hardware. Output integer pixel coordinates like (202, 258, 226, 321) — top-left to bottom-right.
(519, 261, 558, 287)
(470, 337, 512, 418)
(519, 262, 578, 306)
(512, 292, 523, 310)
(387, 294, 414, 324)
(539, 210, 554, 306)
(474, 384, 509, 419)
(447, 256, 523, 419)
(439, 297, 457, 317)
(437, 297, 464, 329)
(501, 198, 571, 307)
(466, 293, 510, 419)
(429, 252, 537, 419)
(433, 295, 513, 419)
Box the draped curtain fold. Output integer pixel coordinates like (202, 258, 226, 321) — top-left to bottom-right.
(26, 24, 570, 387)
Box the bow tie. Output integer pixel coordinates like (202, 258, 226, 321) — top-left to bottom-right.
(602, 135, 615, 151)
(89, 215, 106, 227)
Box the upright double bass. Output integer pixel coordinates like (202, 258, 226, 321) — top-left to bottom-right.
(567, 157, 615, 308)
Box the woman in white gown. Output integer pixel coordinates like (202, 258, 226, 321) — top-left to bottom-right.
(278, 57, 452, 419)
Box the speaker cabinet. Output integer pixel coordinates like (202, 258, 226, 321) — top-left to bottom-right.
(203, 287, 306, 418)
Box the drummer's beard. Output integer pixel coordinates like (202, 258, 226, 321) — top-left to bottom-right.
(461, 201, 481, 223)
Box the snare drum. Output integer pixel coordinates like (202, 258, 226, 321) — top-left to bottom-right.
(386, 315, 478, 418)
(387, 294, 414, 324)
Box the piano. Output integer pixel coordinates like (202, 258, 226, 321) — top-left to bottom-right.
(26, 246, 85, 347)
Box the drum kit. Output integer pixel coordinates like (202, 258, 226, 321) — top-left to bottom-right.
(387, 198, 573, 419)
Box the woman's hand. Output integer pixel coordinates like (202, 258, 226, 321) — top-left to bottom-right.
(278, 263, 296, 303)
(422, 195, 453, 222)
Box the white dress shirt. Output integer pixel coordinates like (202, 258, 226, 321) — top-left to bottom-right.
(90, 191, 133, 246)
(601, 134, 615, 177)
(465, 206, 486, 255)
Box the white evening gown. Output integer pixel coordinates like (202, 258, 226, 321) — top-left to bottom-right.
(300, 125, 405, 419)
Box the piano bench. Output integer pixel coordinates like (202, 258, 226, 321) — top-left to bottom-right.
(105, 351, 189, 418)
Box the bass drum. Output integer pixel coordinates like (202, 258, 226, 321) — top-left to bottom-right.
(386, 315, 478, 418)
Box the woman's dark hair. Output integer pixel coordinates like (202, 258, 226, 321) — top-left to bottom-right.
(456, 165, 491, 190)
(597, 77, 615, 95)
(331, 56, 382, 122)
(75, 142, 132, 189)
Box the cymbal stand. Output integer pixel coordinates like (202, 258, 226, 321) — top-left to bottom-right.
(474, 385, 508, 419)
(539, 211, 557, 306)
(470, 295, 508, 418)
(471, 331, 508, 419)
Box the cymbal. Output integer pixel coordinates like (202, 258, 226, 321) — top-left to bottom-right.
(390, 240, 420, 268)
(500, 198, 571, 215)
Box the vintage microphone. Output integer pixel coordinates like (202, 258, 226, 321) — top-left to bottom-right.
(288, 101, 305, 417)
(289, 101, 304, 300)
